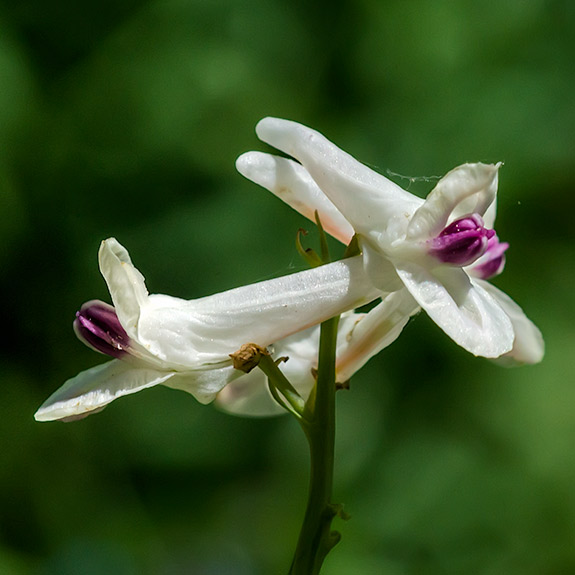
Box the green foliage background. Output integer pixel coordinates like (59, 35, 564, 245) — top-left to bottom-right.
(1, 0, 574, 573)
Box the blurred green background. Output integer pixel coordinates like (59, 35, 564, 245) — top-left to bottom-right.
(1, 0, 574, 573)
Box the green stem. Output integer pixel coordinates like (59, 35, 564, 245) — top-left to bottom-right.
(289, 315, 341, 575)
(258, 354, 305, 417)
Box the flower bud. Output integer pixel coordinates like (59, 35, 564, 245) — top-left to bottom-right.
(73, 300, 130, 359)
(428, 214, 494, 266)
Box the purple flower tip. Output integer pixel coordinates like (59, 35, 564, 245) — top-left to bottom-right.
(469, 236, 509, 280)
(428, 214, 495, 267)
(73, 300, 131, 359)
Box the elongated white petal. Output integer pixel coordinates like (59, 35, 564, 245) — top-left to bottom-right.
(134, 255, 380, 367)
(336, 290, 420, 381)
(406, 163, 499, 241)
(395, 262, 514, 357)
(34, 360, 176, 422)
(475, 280, 544, 365)
(236, 151, 354, 244)
(99, 238, 149, 341)
(255, 117, 423, 239)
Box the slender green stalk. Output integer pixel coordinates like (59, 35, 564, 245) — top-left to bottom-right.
(258, 354, 305, 417)
(289, 315, 341, 575)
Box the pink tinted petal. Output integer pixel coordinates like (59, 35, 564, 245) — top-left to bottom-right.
(336, 290, 420, 382)
(255, 117, 423, 238)
(236, 152, 354, 244)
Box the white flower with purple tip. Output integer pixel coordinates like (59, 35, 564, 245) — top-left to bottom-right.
(237, 117, 543, 363)
(35, 237, 381, 422)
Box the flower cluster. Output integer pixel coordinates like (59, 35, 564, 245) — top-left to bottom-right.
(35, 119, 543, 422)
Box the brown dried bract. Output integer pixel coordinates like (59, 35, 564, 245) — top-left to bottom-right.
(229, 343, 270, 373)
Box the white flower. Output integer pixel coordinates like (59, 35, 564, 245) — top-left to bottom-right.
(35, 238, 380, 422)
(237, 118, 543, 363)
(217, 289, 419, 416)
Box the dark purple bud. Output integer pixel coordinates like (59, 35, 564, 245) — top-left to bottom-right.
(73, 300, 131, 359)
(469, 235, 509, 280)
(428, 214, 495, 266)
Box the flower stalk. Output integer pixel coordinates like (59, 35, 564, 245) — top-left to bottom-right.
(256, 353, 305, 418)
(288, 314, 341, 574)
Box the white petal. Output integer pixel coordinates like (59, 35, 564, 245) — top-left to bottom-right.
(360, 240, 405, 294)
(33, 360, 175, 422)
(335, 290, 420, 381)
(164, 366, 240, 404)
(134, 256, 380, 367)
(98, 238, 149, 340)
(482, 197, 498, 229)
(406, 163, 500, 241)
(395, 262, 514, 357)
(236, 152, 354, 244)
(255, 117, 423, 238)
(476, 280, 544, 365)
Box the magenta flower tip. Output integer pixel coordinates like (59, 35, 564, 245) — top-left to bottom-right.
(428, 214, 495, 267)
(73, 300, 131, 359)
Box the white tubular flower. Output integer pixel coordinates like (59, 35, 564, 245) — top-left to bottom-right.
(216, 289, 419, 416)
(35, 238, 380, 422)
(237, 118, 543, 363)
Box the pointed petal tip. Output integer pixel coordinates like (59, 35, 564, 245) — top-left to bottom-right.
(34, 400, 107, 422)
(99, 237, 121, 253)
(99, 237, 130, 263)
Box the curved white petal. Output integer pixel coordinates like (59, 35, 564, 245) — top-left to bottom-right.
(255, 117, 423, 239)
(135, 255, 379, 367)
(475, 280, 544, 365)
(99, 238, 149, 340)
(482, 197, 498, 229)
(406, 163, 500, 241)
(163, 365, 240, 404)
(336, 290, 420, 381)
(34, 360, 175, 422)
(395, 262, 514, 357)
(236, 152, 354, 244)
